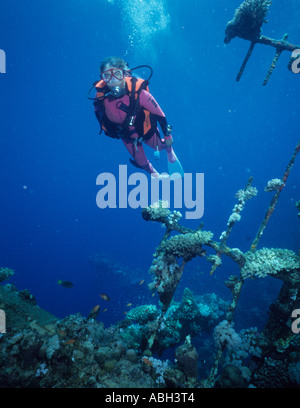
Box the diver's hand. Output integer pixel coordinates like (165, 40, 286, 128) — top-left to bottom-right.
(164, 136, 173, 146)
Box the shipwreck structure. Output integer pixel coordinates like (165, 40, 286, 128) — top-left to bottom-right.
(142, 138, 300, 387)
(224, 0, 300, 85)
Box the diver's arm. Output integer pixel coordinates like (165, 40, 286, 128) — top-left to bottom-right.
(139, 90, 173, 144)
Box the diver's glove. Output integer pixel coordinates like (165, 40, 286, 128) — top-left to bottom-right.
(159, 118, 174, 145)
(164, 136, 173, 146)
(164, 124, 173, 146)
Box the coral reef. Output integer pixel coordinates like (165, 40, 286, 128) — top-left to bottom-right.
(139, 145, 300, 388)
(224, 0, 272, 44)
(0, 267, 14, 283)
(0, 283, 56, 331)
(213, 320, 262, 368)
(217, 364, 250, 388)
(0, 282, 228, 388)
(175, 335, 198, 380)
(147, 228, 212, 309)
(0, 283, 157, 388)
(119, 288, 227, 354)
(241, 248, 300, 280)
(0, 141, 299, 388)
(264, 178, 285, 192)
(125, 304, 160, 324)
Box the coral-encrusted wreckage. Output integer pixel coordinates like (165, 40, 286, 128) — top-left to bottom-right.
(0, 137, 299, 388)
(225, 0, 300, 85)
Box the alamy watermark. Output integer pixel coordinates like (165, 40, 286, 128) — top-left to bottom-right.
(96, 165, 204, 220)
(291, 309, 300, 334)
(291, 49, 300, 74)
(0, 49, 6, 74)
(0, 309, 6, 333)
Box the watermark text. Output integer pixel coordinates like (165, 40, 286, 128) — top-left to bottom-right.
(0, 49, 6, 74)
(0, 309, 6, 333)
(96, 165, 204, 220)
(291, 49, 300, 74)
(291, 309, 300, 334)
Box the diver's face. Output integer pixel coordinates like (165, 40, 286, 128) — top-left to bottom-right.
(101, 66, 125, 89)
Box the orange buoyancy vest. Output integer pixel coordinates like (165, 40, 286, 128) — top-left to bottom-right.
(94, 76, 156, 141)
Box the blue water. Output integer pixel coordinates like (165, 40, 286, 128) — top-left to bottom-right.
(0, 0, 299, 333)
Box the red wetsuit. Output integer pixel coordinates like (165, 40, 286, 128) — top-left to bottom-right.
(94, 88, 175, 175)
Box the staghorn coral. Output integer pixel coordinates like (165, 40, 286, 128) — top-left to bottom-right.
(224, 0, 272, 44)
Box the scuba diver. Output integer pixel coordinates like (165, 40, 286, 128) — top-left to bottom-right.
(91, 56, 183, 178)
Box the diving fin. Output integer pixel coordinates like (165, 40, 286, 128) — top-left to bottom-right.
(167, 151, 184, 178)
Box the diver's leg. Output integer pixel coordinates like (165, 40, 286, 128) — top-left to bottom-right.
(122, 139, 159, 176)
(145, 133, 177, 163)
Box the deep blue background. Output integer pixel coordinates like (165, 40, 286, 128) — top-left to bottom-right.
(0, 0, 299, 331)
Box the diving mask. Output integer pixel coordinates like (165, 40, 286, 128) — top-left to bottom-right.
(101, 68, 124, 83)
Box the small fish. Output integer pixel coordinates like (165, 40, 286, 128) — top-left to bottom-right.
(91, 304, 100, 313)
(139, 279, 144, 286)
(126, 303, 132, 307)
(64, 339, 76, 345)
(88, 305, 100, 320)
(142, 357, 153, 367)
(100, 293, 110, 301)
(102, 308, 108, 312)
(57, 280, 74, 288)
